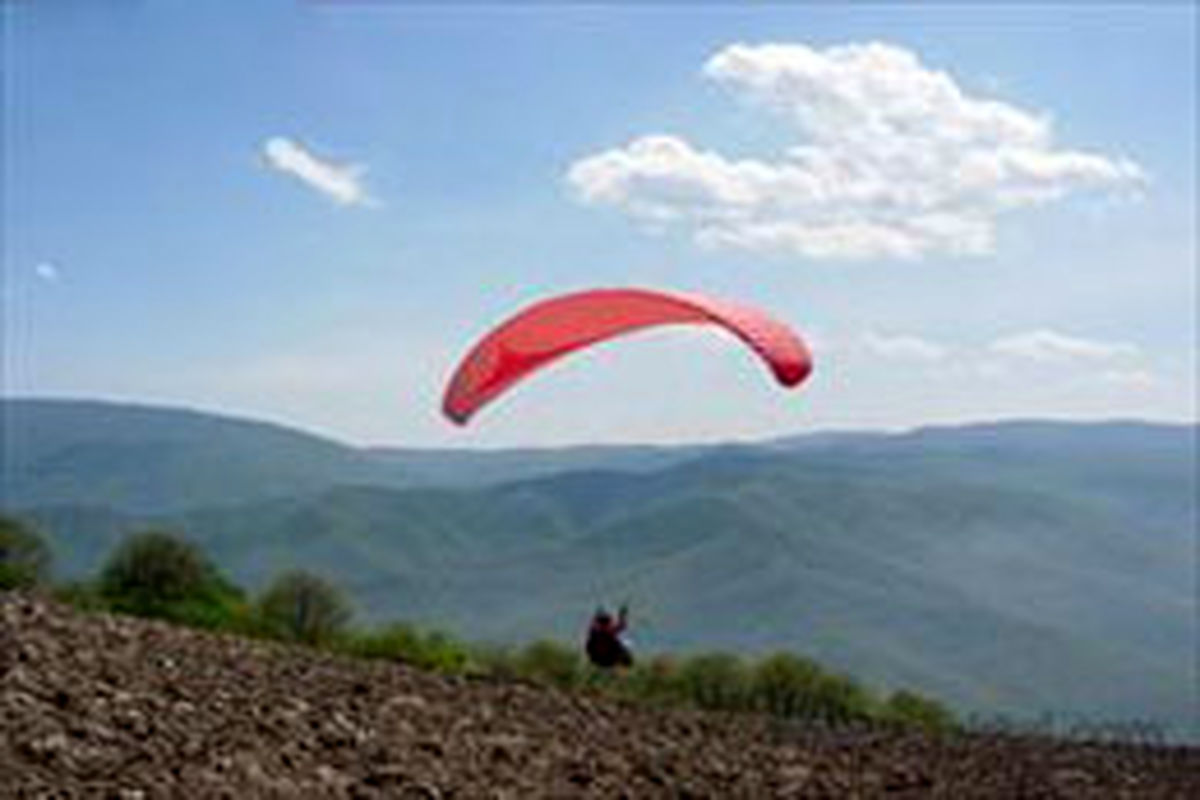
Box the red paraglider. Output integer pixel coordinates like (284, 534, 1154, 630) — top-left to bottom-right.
(442, 287, 814, 425)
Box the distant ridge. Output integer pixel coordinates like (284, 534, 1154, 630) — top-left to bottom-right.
(2, 396, 1195, 735)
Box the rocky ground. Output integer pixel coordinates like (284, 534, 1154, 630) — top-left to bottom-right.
(2, 594, 1196, 798)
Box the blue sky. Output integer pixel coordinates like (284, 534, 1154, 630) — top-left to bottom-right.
(3, 1, 1196, 446)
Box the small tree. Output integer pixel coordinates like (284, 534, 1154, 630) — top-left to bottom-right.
(256, 569, 352, 644)
(98, 530, 243, 625)
(0, 514, 51, 590)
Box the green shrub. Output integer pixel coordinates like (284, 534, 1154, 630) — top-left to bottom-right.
(0, 514, 51, 590)
(806, 672, 877, 725)
(468, 643, 520, 680)
(621, 654, 685, 707)
(344, 623, 471, 674)
(417, 630, 471, 674)
(256, 569, 352, 644)
(51, 580, 107, 612)
(97, 530, 244, 627)
(343, 622, 420, 660)
(515, 639, 584, 688)
(749, 653, 878, 723)
(750, 652, 825, 718)
(677, 652, 750, 712)
(881, 689, 958, 733)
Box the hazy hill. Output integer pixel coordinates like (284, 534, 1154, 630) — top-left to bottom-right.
(1, 399, 705, 511)
(0, 399, 395, 513)
(2, 397, 1195, 736)
(364, 443, 709, 488)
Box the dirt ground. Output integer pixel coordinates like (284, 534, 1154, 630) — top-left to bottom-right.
(2, 594, 1196, 798)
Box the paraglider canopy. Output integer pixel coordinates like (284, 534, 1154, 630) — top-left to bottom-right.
(442, 287, 813, 425)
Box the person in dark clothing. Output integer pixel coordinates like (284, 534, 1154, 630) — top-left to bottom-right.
(585, 604, 632, 669)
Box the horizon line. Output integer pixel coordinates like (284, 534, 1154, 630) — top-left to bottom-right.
(4, 392, 1196, 454)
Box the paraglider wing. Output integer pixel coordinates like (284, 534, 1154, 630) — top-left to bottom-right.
(442, 288, 813, 425)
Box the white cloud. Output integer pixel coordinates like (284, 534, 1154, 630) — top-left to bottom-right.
(261, 137, 373, 207)
(1100, 369, 1159, 389)
(566, 41, 1145, 260)
(971, 360, 1011, 380)
(990, 329, 1140, 363)
(860, 330, 948, 362)
(34, 262, 60, 282)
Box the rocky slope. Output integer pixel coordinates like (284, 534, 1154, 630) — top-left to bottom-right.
(2, 595, 1196, 798)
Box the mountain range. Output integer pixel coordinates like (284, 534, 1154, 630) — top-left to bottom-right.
(2, 397, 1195, 737)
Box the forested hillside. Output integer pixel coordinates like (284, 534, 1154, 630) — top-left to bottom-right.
(3, 398, 1195, 736)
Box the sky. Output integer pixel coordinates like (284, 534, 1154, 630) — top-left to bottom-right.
(2, 1, 1196, 447)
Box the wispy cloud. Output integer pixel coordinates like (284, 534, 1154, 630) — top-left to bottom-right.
(989, 329, 1140, 363)
(860, 330, 948, 362)
(34, 262, 61, 283)
(261, 137, 373, 207)
(1100, 368, 1159, 389)
(567, 42, 1144, 261)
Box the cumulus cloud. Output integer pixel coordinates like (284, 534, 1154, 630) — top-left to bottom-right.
(34, 262, 60, 282)
(860, 330, 948, 362)
(261, 137, 373, 206)
(989, 329, 1140, 363)
(566, 42, 1145, 260)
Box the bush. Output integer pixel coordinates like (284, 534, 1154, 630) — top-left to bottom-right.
(256, 569, 352, 644)
(414, 630, 471, 674)
(344, 623, 471, 674)
(97, 530, 244, 627)
(750, 652, 825, 718)
(52, 580, 109, 613)
(515, 639, 583, 688)
(749, 653, 878, 724)
(0, 514, 52, 590)
(468, 643, 520, 680)
(882, 689, 958, 733)
(344, 622, 423, 661)
(621, 654, 685, 707)
(677, 652, 750, 712)
(806, 672, 877, 725)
